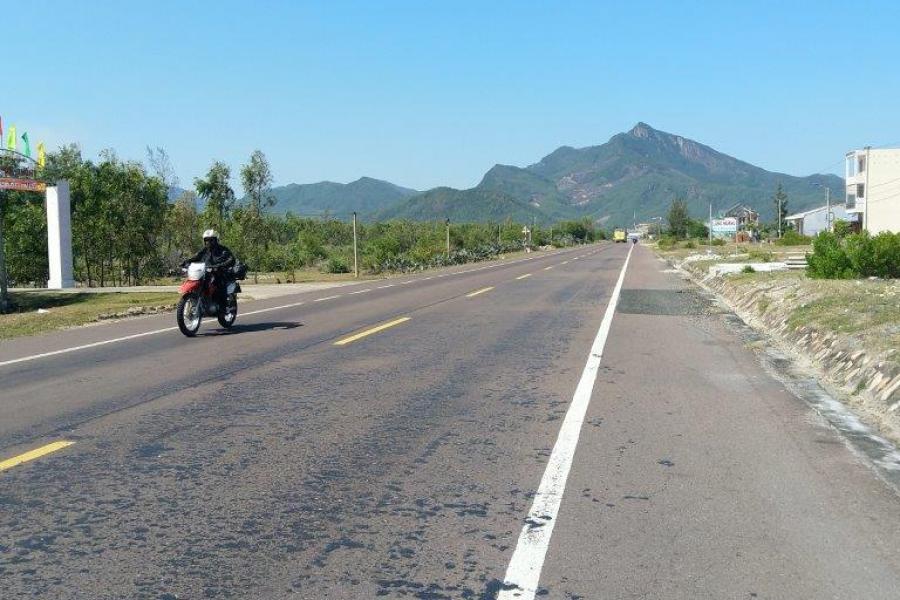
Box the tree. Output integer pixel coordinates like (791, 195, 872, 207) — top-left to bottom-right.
(240, 150, 275, 283)
(667, 198, 690, 239)
(146, 146, 179, 190)
(163, 191, 200, 270)
(194, 161, 235, 235)
(773, 183, 788, 236)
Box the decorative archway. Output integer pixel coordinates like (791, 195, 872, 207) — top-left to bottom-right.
(0, 149, 73, 309)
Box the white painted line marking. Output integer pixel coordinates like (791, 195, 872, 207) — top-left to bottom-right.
(543, 266, 553, 271)
(348, 289, 372, 295)
(378, 284, 394, 289)
(314, 294, 342, 302)
(0, 298, 310, 369)
(498, 244, 634, 600)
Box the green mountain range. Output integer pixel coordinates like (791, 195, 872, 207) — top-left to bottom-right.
(269, 176, 418, 217)
(271, 123, 843, 225)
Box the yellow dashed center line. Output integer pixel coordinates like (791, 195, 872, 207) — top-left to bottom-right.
(466, 286, 494, 298)
(561, 261, 569, 265)
(334, 317, 411, 346)
(0, 440, 75, 472)
(516, 274, 532, 280)
(544, 266, 553, 271)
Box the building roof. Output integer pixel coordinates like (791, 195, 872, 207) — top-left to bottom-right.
(785, 204, 846, 220)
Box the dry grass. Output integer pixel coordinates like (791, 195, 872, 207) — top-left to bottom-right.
(1, 291, 178, 340)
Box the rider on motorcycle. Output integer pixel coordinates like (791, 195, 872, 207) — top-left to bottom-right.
(184, 229, 236, 304)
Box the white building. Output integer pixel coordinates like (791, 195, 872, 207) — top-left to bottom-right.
(845, 148, 900, 234)
(785, 204, 851, 237)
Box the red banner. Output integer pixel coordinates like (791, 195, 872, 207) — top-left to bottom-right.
(0, 177, 46, 192)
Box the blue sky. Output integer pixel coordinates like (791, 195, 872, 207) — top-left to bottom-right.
(5, 1, 900, 191)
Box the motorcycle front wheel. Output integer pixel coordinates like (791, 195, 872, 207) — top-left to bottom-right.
(217, 294, 238, 329)
(176, 293, 203, 337)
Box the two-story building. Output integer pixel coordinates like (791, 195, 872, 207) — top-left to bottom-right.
(845, 147, 900, 234)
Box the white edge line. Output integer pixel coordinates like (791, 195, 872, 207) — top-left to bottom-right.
(314, 294, 342, 302)
(497, 243, 634, 600)
(0, 298, 309, 369)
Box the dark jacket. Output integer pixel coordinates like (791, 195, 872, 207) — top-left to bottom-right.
(187, 243, 236, 273)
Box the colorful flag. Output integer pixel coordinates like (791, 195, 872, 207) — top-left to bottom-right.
(21, 132, 31, 157)
(6, 124, 15, 151)
(37, 142, 46, 169)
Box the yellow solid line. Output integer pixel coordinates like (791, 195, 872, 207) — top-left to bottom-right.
(516, 274, 532, 280)
(334, 317, 411, 346)
(466, 286, 494, 298)
(0, 440, 75, 472)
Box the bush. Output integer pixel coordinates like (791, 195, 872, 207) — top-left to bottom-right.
(807, 232, 855, 279)
(741, 265, 756, 274)
(807, 231, 900, 279)
(658, 236, 678, 250)
(711, 238, 726, 246)
(748, 249, 773, 263)
(871, 232, 900, 278)
(321, 256, 350, 274)
(682, 239, 696, 249)
(776, 230, 811, 246)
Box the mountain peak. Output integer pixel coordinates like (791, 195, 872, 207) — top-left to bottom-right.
(628, 122, 657, 139)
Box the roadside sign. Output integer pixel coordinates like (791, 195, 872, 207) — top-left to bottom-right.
(0, 177, 47, 192)
(710, 217, 737, 239)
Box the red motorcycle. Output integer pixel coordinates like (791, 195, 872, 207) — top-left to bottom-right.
(176, 262, 239, 337)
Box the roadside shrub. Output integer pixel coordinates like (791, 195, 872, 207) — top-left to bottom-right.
(682, 239, 696, 249)
(710, 238, 725, 246)
(657, 236, 677, 250)
(741, 265, 756, 274)
(321, 256, 350, 274)
(807, 231, 900, 279)
(844, 233, 876, 276)
(748, 249, 773, 262)
(776, 230, 811, 246)
(806, 232, 854, 279)
(870, 232, 900, 278)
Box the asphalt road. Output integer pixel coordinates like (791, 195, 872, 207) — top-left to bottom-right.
(1, 243, 899, 599)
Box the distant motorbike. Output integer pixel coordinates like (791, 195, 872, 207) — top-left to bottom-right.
(176, 262, 239, 336)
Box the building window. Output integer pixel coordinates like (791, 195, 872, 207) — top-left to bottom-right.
(858, 155, 866, 173)
(846, 193, 856, 208)
(846, 156, 856, 178)
(857, 183, 865, 199)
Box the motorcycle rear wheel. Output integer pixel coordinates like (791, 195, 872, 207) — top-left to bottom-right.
(177, 293, 202, 337)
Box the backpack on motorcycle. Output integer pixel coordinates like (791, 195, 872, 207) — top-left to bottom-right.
(232, 261, 248, 281)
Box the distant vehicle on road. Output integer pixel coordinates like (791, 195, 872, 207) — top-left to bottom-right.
(613, 229, 627, 243)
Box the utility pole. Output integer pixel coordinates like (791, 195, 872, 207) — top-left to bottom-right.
(0, 195, 9, 313)
(549, 225, 553, 247)
(708, 203, 713, 254)
(445, 218, 450, 257)
(531, 216, 536, 247)
(498, 223, 501, 245)
(826, 186, 832, 232)
(777, 195, 782, 238)
(352, 211, 359, 278)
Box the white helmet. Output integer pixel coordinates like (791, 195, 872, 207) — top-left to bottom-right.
(202, 229, 219, 240)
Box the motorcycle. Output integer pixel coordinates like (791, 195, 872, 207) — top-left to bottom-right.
(176, 262, 240, 337)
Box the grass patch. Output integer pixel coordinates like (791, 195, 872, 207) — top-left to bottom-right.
(1, 291, 178, 340)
